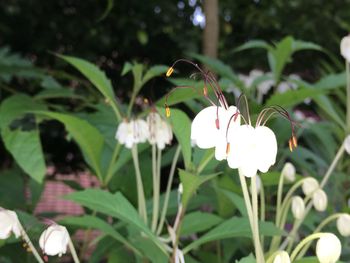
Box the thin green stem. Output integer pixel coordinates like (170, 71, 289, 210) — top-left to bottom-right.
(19, 223, 44, 263)
(251, 175, 264, 263)
(197, 150, 215, 174)
(260, 180, 265, 249)
(157, 146, 181, 235)
(68, 237, 81, 263)
(290, 233, 325, 261)
(127, 90, 138, 118)
(111, 102, 123, 121)
(131, 145, 148, 224)
(151, 145, 158, 231)
(296, 213, 343, 260)
(346, 61, 350, 131)
(104, 143, 122, 186)
(276, 171, 285, 227)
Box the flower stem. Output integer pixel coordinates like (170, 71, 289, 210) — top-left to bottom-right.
(260, 179, 265, 249)
(289, 233, 326, 261)
(68, 237, 81, 263)
(157, 146, 181, 235)
(131, 144, 148, 224)
(19, 223, 44, 263)
(346, 61, 350, 131)
(151, 147, 162, 232)
(296, 213, 343, 260)
(275, 170, 285, 227)
(238, 171, 264, 262)
(104, 143, 122, 186)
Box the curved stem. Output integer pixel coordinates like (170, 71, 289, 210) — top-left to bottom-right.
(157, 146, 181, 235)
(296, 213, 343, 260)
(68, 237, 81, 263)
(19, 223, 44, 263)
(290, 233, 325, 261)
(131, 145, 148, 224)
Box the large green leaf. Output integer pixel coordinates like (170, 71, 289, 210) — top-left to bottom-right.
(183, 217, 282, 254)
(158, 108, 192, 169)
(181, 211, 223, 236)
(142, 65, 168, 84)
(0, 94, 46, 183)
(179, 169, 219, 207)
(65, 189, 168, 256)
(60, 215, 141, 256)
(234, 40, 271, 52)
(219, 189, 247, 217)
(235, 254, 256, 263)
(34, 111, 104, 180)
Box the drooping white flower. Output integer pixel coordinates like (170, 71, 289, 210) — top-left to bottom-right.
(0, 208, 21, 239)
(281, 162, 296, 182)
(316, 233, 341, 263)
(191, 105, 240, 161)
(340, 35, 350, 62)
(291, 196, 305, 220)
(312, 189, 328, 212)
(147, 112, 173, 150)
(336, 213, 350, 237)
(115, 119, 149, 148)
(273, 251, 291, 263)
(227, 124, 277, 177)
(302, 177, 319, 196)
(39, 225, 69, 257)
(345, 135, 350, 154)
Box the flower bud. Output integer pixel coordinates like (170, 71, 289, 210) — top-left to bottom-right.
(302, 177, 319, 196)
(345, 135, 350, 154)
(0, 208, 21, 239)
(340, 35, 350, 62)
(273, 251, 291, 263)
(291, 196, 305, 219)
(39, 225, 69, 257)
(337, 213, 350, 237)
(312, 189, 328, 212)
(316, 233, 341, 263)
(281, 162, 296, 182)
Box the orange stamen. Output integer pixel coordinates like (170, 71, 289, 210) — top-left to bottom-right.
(226, 142, 230, 155)
(203, 86, 208, 97)
(165, 105, 171, 118)
(292, 135, 298, 148)
(289, 139, 293, 152)
(166, 67, 174, 77)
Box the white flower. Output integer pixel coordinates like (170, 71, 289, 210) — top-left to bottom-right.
(273, 251, 291, 263)
(227, 124, 277, 177)
(147, 112, 173, 149)
(115, 119, 149, 148)
(316, 233, 341, 263)
(39, 225, 69, 257)
(340, 35, 350, 62)
(191, 105, 240, 161)
(345, 135, 350, 154)
(337, 214, 350, 237)
(291, 196, 305, 220)
(302, 177, 319, 196)
(281, 162, 296, 182)
(312, 189, 328, 212)
(0, 208, 21, 239)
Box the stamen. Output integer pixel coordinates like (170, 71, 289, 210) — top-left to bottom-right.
(292, 134, 298, 148)
(226, 142, 230, 155)
(289, 139, 294, 152)
(166, 67, 174, 77)
(203, 85, 208, 97)
(165, 104, 171, 118)
(215, 118, 220, 129)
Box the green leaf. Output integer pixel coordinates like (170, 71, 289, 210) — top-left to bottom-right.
(65, 189, 167, 256)
(235, 254, 256, 263)
(219, 189, 247, 217)
(142, 65, 168, 84)
(58, 55, 116, 105)
(98, 0, 114, 21)
(179, 169, 219, 207)
(34, 111, 104, 180)
(34, 88, 85, 100)
(60, 215, 141, 256)
(269, 36, 294, 81)
(314, 95, 345, 128)
(0, 95, 46, 183)
(181, 212, 223, 236)
(157, 107, 192, 169)
(234, 40, 271, 52)
(293, 40, 323, 52)
(183, 217, 282, 254)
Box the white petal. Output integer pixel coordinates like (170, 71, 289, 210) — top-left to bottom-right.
(254, 126, 277, 173)
(316, 233, 341, 263)
(39, 225, 69, 256)
(341, 35, 350, 62)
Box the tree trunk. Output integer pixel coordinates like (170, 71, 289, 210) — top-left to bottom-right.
(203, 0, 219, 59)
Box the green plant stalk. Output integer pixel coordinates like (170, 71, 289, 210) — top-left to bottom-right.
(260, 180, 266, 249)
(281, 142, 345, 251)
(275, 171, 285, 228)
(104, 143, 122, 186)
(131, 145, 148, 224)
(110, 101, 123, 121)
(346, 61, 350, 131)
(197, 150, 215, 174)
(289, 233, 326, 261)
(238, 172, 262, 262)
(127, 88, 138, 118)
(157, 146, 181, 235)
(151, 146, 162, 232)
(251, 175, 265, 263)
(19, 223, 44, 263)
(296, 213, 343, 259)
(68, 237, 81, 263)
